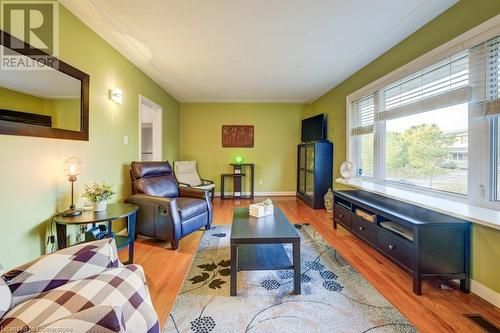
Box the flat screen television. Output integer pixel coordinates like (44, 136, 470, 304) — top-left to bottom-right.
(301, 114, 326, 142)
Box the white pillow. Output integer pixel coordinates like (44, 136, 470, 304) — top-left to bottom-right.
(0, 266, 13, 319)
(175, 161, 197, 174)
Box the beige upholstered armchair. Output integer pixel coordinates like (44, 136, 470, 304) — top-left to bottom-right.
(174, 161, 215, 201)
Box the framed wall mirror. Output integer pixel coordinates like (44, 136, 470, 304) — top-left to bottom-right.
(0, 30, 89, 141)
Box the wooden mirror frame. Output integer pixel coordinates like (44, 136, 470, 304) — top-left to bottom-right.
(0, 30, 89, 141)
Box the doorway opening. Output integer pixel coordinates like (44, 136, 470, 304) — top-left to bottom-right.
(139, 95, 163, 161)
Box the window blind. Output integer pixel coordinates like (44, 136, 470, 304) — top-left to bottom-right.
(485, 36, 500, 115)
(469, 36, 500, 116)
(351, 94, 375, 136)
(487, 37, 500, 102)
(376, 51, 470, 121)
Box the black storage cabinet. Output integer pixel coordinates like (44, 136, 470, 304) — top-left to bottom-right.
(333, 190, 471, 295)
(296, 141, 333, 209)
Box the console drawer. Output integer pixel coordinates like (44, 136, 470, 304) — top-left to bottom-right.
(377, 228, 414, 271)
(352, 215, 376, 245)
(334, 203, 351, 229)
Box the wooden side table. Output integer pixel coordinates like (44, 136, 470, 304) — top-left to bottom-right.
(220, 173, 246, 199)
(54, 203, 138, 264)
(220, 163, 254, 200)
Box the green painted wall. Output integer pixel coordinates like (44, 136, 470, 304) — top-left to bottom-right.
(303, 0, 500, 292)
(0, 4, 180, 269)
(0, 86, 51, 116)
(0, 86, 80, 130)
(180, 103, 304, 194)
(45, 99, 80, 130)
(473, 224, 500, 292)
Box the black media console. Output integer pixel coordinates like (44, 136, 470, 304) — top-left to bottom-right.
(333, 190, 471, 295)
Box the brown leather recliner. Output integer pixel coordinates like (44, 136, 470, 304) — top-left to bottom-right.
(125, 161, 213, 249)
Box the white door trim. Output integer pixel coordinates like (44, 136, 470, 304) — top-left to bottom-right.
(138, 95, 163, 161)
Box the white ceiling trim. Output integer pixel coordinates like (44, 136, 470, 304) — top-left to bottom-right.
(184, 99, 308, 104)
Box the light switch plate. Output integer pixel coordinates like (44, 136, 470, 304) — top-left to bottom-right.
(123, 135, 129, 145)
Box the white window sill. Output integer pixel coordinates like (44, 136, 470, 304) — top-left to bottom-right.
(335, 178, 500, 230)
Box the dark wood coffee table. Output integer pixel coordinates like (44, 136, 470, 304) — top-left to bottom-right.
(230, 207, 301, 296)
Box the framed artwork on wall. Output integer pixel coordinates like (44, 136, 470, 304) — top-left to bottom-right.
(222, 125, 254, 147)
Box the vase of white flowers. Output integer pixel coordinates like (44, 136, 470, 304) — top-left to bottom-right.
(82, 182, 115, 212)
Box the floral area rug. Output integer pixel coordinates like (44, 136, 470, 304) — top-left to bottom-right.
(163, 223, 417, 333)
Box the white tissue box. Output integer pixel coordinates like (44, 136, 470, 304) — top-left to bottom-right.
(249, 203, 274, 218)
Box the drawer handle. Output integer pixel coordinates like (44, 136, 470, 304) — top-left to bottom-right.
(358, 226, 364, 231)
(388, 244, 395, 250)
(339, 214, 343, 218)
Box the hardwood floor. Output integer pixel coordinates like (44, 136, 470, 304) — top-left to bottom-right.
(119, 197, 500, 333)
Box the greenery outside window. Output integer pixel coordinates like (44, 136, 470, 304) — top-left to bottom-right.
(385, 103, 468, 194)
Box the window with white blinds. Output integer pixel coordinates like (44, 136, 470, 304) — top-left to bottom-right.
(351, 94, 375, 136)
(377, 51, 470, 121)
(350, 50, 472, 137)
(349, 49, 473, 192)
(347, 18, 500, 205)
(483, 36, 500, 203)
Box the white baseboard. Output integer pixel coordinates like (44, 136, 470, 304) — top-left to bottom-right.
(471, 279, 500, 308)
(214, 191, 295, 197)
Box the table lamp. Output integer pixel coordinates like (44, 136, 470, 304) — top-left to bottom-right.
(235, 155, 243, 164)
(62, 157, 82, 217)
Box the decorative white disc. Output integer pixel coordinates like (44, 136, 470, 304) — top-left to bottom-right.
(340, 161, 354, 179)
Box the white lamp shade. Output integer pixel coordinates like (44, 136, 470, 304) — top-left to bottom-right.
(110, 88, 123, 105)
(64, 157, 81, 176)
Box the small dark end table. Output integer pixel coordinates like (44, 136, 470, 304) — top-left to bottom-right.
(221, 163, 254, 200)
(54, 203, 138, 264)
(230, 207, 301, 296)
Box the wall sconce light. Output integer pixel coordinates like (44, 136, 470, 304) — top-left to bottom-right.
(109, 88, 123, 105)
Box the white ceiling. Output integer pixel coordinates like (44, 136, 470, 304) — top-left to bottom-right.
(0, 46, 81, 99)
(60, 0, 457, 103)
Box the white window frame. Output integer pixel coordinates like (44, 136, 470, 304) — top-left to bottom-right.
(346, 14, 500, 208)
